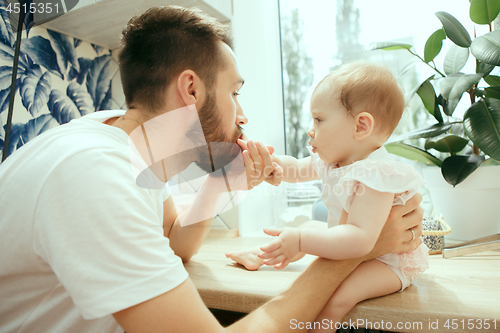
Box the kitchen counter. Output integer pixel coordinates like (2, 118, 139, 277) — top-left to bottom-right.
(185, 228, 500, 332)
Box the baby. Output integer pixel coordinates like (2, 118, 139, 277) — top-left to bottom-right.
(226, 61, 429, 332)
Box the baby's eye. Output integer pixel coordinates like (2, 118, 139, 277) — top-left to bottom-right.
(314, 117, 322, 123)
(233, 92, 240, 97)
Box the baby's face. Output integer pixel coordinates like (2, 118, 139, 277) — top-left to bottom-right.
(307, 84, 357, 166)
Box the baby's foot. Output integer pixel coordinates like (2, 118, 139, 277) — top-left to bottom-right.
(225, 248, 265, 271)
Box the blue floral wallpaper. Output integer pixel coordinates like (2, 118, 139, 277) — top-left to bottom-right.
(0, 4, 120, 161)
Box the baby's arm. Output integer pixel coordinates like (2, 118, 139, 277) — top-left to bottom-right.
(272, 155, 319, 183)
(260, 185, 395, 265)
(301, 184, 394, 259)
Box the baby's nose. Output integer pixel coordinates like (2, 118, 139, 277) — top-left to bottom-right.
(307, 128, 314, 138)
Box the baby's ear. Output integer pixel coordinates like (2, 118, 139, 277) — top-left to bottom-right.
(354, 111, 374, 140)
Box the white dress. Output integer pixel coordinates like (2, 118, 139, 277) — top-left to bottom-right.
(309, 146, 429, 290)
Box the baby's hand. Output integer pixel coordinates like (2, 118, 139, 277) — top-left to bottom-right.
(266, 157, 283, 186)
(237, 138, 283, 186)
(259, 227, 300, 269)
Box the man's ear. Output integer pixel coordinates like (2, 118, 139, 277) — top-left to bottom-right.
(354, 111, 374, 140)
(176, 70, 206, 108)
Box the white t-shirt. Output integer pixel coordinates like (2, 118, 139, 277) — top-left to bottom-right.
(0, 111, 189, 333)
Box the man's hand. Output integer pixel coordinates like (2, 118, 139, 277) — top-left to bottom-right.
(237, 139, 283, 188)
(258, 227, 300, 269)
(366, 193, 424, 260)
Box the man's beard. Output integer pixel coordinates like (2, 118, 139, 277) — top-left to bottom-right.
(194, 91, 243, 173)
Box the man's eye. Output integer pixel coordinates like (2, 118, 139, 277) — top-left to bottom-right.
(233, 92, 240, 97)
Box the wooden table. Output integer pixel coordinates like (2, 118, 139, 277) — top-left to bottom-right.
(184, 230, 500, 332)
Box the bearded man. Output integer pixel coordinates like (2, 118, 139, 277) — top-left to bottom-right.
(0, 6, 424, 333)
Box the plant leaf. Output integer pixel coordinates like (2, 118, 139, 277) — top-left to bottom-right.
(367, 41, 413, 51)
(477, 62, 495, 77)
(68, 57, 93, 85)
(66, 81, 94, 116)
(20, 36, 63, 79)
(441, 155, 484, 186)
(440, 73, 482, 101)
(48, 89, 81, 124)
(437, 93, 460, 116)
(396, 122, 456, 140)
(443, 44, 469, 75)
(424, 29, 446, 63)
(5, 114, 59, 156)
(470, 30, 500, 66)
(385, 142, 442, 166)
(0, 77, 20, 114)
(100, 85, 113, 111)
(469, 0, 500, 24)
(47, 29, 80, 75)
(482, 158, 500, 165)
(20, 65, 52, 117)
(92, 43, 107, 55)
(436, 11, 472, 48)
(450, 73, 482, 100)
(484, 86, 500, 100)
(463, 98, 500, 160)
(416, 77, 443, 123)
(424, 135, 469, 153)
(0, 4, 15, 47)
(440, 74, 462, 99)
(86, 54, 113, 111)
(0, 112, 4, 144)
(23, 0, 35, 37)
(485, 75, 500, 86)
(74, 38, 82, 49)
(0, 65, 21, 91)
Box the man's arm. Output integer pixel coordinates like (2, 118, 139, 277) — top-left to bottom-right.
(114, 194, 424, 333)
(165, 140, 277, 262)
(163, 178, 221, 263)
(113, 258, 362, 333)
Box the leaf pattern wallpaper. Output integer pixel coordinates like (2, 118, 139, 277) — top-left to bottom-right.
(0, 4, 122, 161)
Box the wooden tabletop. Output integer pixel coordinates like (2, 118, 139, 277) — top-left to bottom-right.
(185, 229, 500, 332)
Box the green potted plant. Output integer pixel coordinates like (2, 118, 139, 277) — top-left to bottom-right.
(369, 0, 500, 240)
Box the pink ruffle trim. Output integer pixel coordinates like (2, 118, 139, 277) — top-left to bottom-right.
(398, 243, 430, 280)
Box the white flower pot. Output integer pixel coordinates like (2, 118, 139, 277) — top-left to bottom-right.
(422, 165, 500, 241)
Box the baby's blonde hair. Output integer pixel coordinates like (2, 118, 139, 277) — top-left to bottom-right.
(316, 61, 405, 137)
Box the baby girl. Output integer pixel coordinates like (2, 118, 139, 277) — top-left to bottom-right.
(227, 61, 428, 332)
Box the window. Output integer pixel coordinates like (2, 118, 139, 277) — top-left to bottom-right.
(277, 0, 477, 224)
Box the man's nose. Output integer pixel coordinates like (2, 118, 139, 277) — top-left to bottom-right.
(236, 107, 248, 125)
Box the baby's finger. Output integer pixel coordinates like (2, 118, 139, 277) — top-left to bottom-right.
(263, 227, 283, 237)
(266, 145, 275, 155)
(260, 238, 282, 253)
(257, 144, 273, 182)
(247, 140, 262, 174)
(237, 139, 249, 152)
(242, 150, 255, 181)
(258, 248, 282, 260)
(275, 258, 291, 270)
(269, 162, 283, 186)
(263, 254, 286, 266)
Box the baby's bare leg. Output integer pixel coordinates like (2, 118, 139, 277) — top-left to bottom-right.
(309, 259, 401, 333)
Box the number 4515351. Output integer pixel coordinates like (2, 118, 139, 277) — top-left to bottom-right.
(6, 2, 60, 15)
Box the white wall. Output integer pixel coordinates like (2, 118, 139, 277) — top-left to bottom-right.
(231, 0, 286, 235)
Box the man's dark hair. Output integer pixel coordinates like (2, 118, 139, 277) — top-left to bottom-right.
(119, 6, 233, 112)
